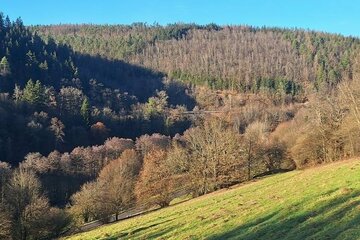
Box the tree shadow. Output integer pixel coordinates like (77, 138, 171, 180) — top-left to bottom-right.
(76, 53, 164, 102)
(208, 189, 360, 240)
(1, 30, 197, 164)
(105, 218, 175, 240)
(76, 53, 196, 107)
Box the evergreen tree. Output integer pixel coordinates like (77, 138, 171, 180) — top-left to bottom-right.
(0, 56, 10, 75)
(80, 97, 91, 125)
(39, 60, 48, 71)
(4, 16, 10, 29)
(22, 79, 45, 105)
(0, 12, 4, 30)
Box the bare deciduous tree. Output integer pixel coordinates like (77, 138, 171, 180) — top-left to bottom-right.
(243, 121, 268, 179)
(135, 150, 179, 207)
(0, 204, 12, 240)
(5, 167, 69, 240)
(184, 119, 242, 195)
(98, 149, 141, 220)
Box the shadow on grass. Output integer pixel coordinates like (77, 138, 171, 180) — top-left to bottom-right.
(104, 218, 175, 240)
(208, 189, 360, 240)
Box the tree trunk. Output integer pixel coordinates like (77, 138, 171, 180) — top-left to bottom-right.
(247, 141, 252, 181)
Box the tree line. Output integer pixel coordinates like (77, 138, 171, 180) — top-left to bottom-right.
(0, 117, 295, 239)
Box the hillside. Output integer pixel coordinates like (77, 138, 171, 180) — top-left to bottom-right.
(33, 24, 360, 93)
(0, 15, 193, 166)
(2, 12, 360, 240)
(65, 159, 360, 240)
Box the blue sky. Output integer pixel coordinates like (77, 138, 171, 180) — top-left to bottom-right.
(1, 0, 359, 37)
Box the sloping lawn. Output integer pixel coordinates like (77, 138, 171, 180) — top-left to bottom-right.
(65, 159, 360, 240)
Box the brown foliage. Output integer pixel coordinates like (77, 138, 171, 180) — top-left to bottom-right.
(4, 168, 69, 239)
(90, 122, 109, 142)
(290, 94, 347, 167)
(104, 137, 135, 159)
(70, 181, 103, 224)
(135, 133, 171, 156)
(98, 149, 141, 220)
(135, 150, 179, 207)
(70, 149, 141, 223)
(184, 119, 243, 195)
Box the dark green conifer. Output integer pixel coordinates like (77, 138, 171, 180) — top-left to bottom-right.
(80, 97, 91, 125)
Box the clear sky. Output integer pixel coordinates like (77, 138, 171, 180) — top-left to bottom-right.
(1, 0, 359, 37)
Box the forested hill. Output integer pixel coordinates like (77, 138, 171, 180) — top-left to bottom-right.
(0, 15, 193, 165)
(0, 17, 76, 91)
(34, 24, 360, 93)
(2, 14, 360, 240)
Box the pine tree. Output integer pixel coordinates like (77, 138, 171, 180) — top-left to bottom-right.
(80, 97, 91, 125)
(39, 60, 48, 71)
(23, 79, 45, 105)
(4, 16, 10, 29)
(0, 56, 10, 76)
(0, 12, 4, 30)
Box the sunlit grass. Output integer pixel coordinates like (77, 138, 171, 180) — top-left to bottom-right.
(64, 159, 360, 240)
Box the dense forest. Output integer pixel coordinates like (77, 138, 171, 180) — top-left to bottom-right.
(1, 13, 360, 240)
(0, 15, 194, 166)
(34, 23, 359, 93)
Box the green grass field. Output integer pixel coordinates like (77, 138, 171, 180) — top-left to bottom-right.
(65, 159, 360, 240)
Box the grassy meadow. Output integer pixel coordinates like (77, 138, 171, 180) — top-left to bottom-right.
(65, 159, 360, 240)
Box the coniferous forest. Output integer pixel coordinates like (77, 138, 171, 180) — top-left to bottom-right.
(1, 12, 360, 240)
